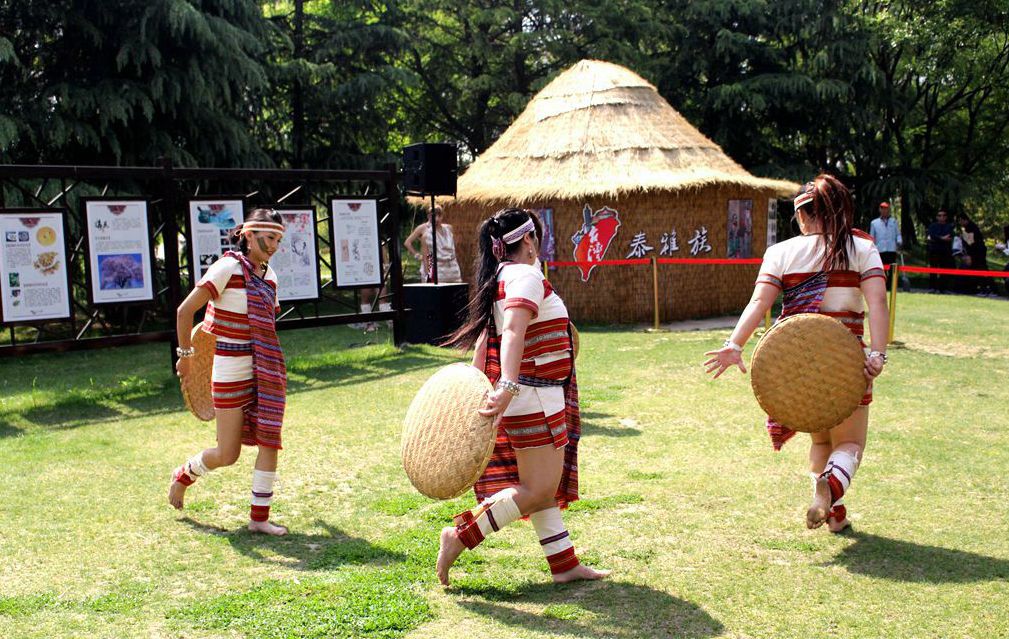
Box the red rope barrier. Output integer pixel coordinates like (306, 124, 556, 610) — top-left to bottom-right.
(544, 259, 1006, 278)
(546, 258, 761, 267)
(899, 265, 1008, 278)
(656, 257, 762, 265)
(548, 258, 651, 267)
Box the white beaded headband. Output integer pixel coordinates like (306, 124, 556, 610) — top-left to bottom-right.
(501, 218, 535, 244)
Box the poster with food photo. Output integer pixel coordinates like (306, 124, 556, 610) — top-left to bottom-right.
(0, 210, 71, 322)
(84, 198, 155, 304)
(330, 198, 381, 288)
(187, 198, 245, 284)
(270, 207, 320, 301)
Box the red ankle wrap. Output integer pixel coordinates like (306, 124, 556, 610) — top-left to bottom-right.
(456, 520, 485, 549)
(173, 467, 195, 486)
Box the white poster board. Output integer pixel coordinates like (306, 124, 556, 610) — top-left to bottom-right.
(187, 198, 245, 282)
(271, 207, 320, 301)
(0, 210, 71, 322)
(331, 198, 381, 288)
(766, 198, 779, 247)
(85, 199, 155, 304)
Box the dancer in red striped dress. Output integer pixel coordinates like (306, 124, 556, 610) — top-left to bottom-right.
(705, 175, 890, 533)
(437, 208, 610, 586)
(169, 208, 289, 536)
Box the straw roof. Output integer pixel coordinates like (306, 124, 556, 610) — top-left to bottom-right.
(454, 59, 798, 205)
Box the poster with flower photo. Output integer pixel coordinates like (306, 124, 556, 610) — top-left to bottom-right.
(84, 198, 155, 304)
(270, 207, 320, 301)
(331, 198, 381, 288)
(187, 198, 245, 283)
(0, 210, 71, 322)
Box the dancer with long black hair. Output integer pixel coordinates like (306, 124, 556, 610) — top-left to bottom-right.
(436, 208, 609, 585)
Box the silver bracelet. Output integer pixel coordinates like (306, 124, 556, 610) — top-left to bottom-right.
(868, 350, 888, 364)
(723, 339, 743, 352)
(496, 379, 521, 396)
(176, 346, 195, 358)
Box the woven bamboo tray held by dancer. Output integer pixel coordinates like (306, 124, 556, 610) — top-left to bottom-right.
(401, 208, 608, 586)
(705, 175, 890, 534)
(171, 209, 290, 536)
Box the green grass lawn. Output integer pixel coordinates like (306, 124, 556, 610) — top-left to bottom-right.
(2, 293, 1008, 639)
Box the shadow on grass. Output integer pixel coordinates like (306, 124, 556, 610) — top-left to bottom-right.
(1, 344, 459, 437)
(286, 350, 460, 393)
(1, 382, 180, 437)
(180, 518, 405, 571)
(455, 580, 723, 638)
(830, 531, 1009, 582)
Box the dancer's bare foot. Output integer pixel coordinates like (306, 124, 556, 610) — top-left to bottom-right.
(436, 526, 465, 586)
(806, 475, 831, 529)
(168, 469, 189, 510)
(248, 520, 288, 536)
(552, 564, 611, 584)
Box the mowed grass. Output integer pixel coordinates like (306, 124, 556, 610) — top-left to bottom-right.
(1, 292, 1008, 639)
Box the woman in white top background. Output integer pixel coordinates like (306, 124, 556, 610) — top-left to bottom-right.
(705, 174, 889, 533)
(404, 204, 462, 283)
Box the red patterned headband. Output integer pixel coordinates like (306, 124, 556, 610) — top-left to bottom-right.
(793, 190, 814, 211)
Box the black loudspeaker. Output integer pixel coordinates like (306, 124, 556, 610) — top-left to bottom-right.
(402, 143, 457, 196)
(403, 282, 469, 345)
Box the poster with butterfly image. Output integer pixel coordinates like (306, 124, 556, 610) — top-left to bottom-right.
(186, 198, 245, 285)
(0, 209, 72, 323)
(84, 198, 155, 304)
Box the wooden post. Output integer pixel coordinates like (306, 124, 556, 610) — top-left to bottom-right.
(651, 256, 660, 330)
(888, 264, 899, 343)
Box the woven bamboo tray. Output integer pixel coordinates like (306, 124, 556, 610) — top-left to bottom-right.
(401, 363, 496, 499)
(750, 313, 866, 433)
(180, 324, 216, 422)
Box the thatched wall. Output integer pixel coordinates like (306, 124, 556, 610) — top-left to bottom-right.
(443, 184, 780, 323)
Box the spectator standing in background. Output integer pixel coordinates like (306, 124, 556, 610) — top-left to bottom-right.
(869, 202, 902, 268)
(957, 212, 993, 296)
(926, 210, 954, 293)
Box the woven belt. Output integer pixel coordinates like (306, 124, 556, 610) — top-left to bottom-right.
(518, 375, 565, 388)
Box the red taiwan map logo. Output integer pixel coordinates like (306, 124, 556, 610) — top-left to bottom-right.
(570, 204, 621, 282)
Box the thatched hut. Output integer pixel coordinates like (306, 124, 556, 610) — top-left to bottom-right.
(443, 59, 799, 323)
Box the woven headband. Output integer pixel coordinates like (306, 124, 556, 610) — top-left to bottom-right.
(501, 218, 535, 244)
(241, 221, 285, 236)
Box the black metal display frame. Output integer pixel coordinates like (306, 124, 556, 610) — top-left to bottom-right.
(0, 162, 407, 360)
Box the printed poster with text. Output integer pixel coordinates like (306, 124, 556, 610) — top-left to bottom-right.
(0, 211, 71, 322)
(86, 199, 155, 304)
(188, 199, 245, 280)
(331, 199, 381, 287)
(272, 208, 319, 301)
(727, 199, 754, 258)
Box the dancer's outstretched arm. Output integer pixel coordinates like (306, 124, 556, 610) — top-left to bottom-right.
(704, 283, 778, 378)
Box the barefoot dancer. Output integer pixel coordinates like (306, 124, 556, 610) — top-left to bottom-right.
(170, 208, 289, 536)
(705, 175, 889, 533)
(437, 208, 610, 585)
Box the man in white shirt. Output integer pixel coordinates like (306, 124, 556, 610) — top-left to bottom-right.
(869, 201, 901, 266)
